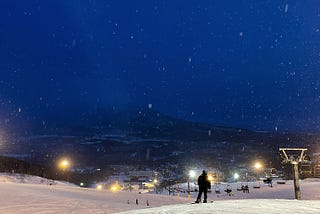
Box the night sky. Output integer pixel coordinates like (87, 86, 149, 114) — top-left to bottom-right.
(1, 1, 320, 132)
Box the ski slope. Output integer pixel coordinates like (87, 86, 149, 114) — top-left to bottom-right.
(0, 173, 319, 213)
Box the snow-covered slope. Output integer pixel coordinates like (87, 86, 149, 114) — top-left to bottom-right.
(0, 174, 319, 213)
(0, 173, 189, 213)
(118, 199, 320, 214)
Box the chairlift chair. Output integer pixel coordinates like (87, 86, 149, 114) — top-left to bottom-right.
(253, 181, 261, 188)
(237, 183, 243, 191)
(277, 180, 286, 184)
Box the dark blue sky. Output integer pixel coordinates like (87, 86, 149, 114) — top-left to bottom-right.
(1, 0, 320, 132)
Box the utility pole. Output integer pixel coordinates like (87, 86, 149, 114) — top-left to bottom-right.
(293, 162, 301, 199)
(187, 177, 190, 199)
(279, 148, 307, 200)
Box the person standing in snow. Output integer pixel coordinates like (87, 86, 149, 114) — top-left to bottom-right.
(195, 170, 211, 203)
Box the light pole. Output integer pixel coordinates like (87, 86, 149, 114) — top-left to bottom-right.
(153, 179, 158, 193)
(254, 162, 263, 180)
(58, 158, 71, 182)
(188, 170, 196, 199)
(216, 171, 220, 184)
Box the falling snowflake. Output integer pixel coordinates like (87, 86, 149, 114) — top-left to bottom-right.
(284, 4, 289, 13)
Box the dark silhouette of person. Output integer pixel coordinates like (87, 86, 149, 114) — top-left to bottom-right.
(195, 170, 211, 203)
(225, 185, 232, 196)
(244, 184, 249, 193)
(267, 177, 273, 187)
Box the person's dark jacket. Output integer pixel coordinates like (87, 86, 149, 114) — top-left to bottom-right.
(198, 173, 211, 189)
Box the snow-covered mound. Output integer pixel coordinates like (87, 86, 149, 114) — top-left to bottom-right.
(0, 173, 74, 186)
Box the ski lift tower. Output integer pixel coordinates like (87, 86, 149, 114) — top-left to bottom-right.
(279, 148, 308, 200)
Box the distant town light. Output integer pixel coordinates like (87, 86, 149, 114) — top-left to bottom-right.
(110, 185, 118, 192)
(143, 182, 155, 188)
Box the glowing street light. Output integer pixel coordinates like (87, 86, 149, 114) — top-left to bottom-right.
(254, 162, 263, 170)
(110, 185, 117, 192)
(254, 161, 263, 180)
(57, 158, 72, 182)
(234, 173, 240, 180)
(96, 184, 103, 190)
(58, 159, 71, 171)
(110, 182, 121, 192)
(188, 170, 196, 199)
(189, 170, 196, 178)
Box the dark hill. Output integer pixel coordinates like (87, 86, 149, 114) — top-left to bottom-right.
(2, 107, 319, 181)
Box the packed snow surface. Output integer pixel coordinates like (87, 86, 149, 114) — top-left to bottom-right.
(0, 173, 319, 213)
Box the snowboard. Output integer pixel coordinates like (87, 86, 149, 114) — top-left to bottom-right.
(190, 200, 214, 204)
